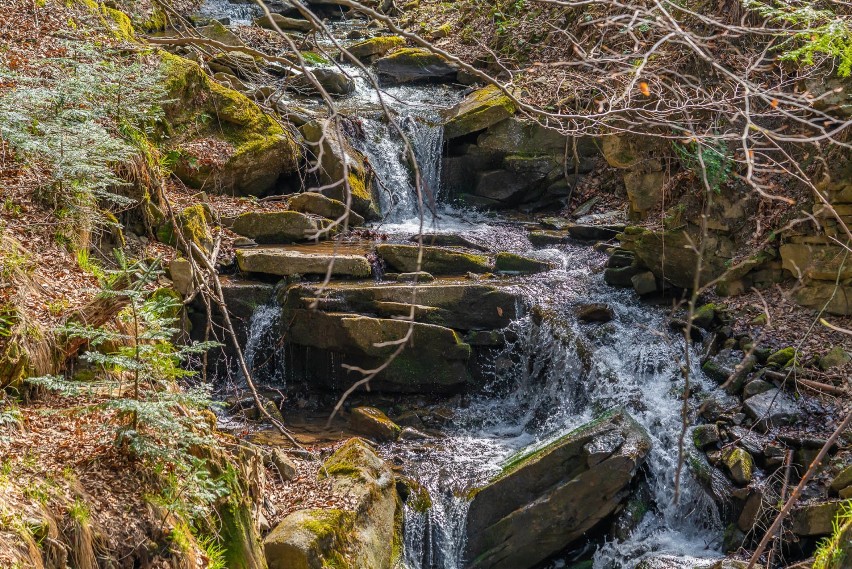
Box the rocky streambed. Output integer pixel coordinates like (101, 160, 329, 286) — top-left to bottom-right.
(155, 1, 852, 568)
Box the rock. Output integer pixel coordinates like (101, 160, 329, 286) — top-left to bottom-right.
(442, 84, 517, 140)
(288, 192, 365, 226)
(577, 303, 613, 323)
(464, 409, 651, 569)
(398, 427, 430, 441)
(374, 48, 456, 83)
(743, 389, 799, 431)
(529, 230, 571, 247)
(232, 211, 320, 243)
(396, 271, 434, 282)
(830, 464, 852, 494)
(411, 232, 487, 251)
(300, 119, 379, 220)
(349, 407, 401, 441)
(722, 448, 754, 485)
(792, 501, 845, 536)
(494, 252, 554, 274)
(292, 68, 355, 96)
(477, 117, 584, 159)
(606, 250, 635, 268)
(742, 379, 773, 399)
(346, 36, 406, 60)
(196, 21, 245, 46)
(280, 282, 519, 331)
(264, 439, 400, 569)
(464, 330, 505, 346)
(237, 248, 372, 277)
(766, 346, 796, 367)
(267, 448, 298, 481)
(284, 311, 472, 392)
(161, 53, 299, 196)
(377, 244, 490, 275)
(566, 224, 624, 241)
(254, 13, 315, 32)
(208, 50, 261, 78)
(631, 271, 657, 295)
(214, 71, 249, 92)
(168, 258, 194, 296)
(692, 424, 720, 449)
(233, 236, 258, 248)
(604, 265, 642, 287)
(820, 346, 851, 370)
(691, 303, 718, 330)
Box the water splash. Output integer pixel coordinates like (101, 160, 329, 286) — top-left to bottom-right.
(395, 245, 723, 568)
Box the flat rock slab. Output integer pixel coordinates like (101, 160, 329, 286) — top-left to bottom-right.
(377, 244, 491, 275)
(465, 409, 650, 569)
(742, 388, 800, 431)
(231, 211, 322, 244)
(237, 248, 371, 277)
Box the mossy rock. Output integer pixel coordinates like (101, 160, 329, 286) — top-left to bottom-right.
(723, 448, 754, 485)
(300, 120, 380, 220)
(231, 211, 320, 244)
(156, 204, 214, 255)
(376, 244, 490, 275)
(820, 346, 851, 371)
(159, 52, 299, 196)
(347, 36, 406, 60)
(78, 0, 135, 41)
(288, 192, 365, 227)
(374, 48, 457, 84)
(494, 252, 554, 274)
(349, 407, 401, 442)
(691, 303, 719, 330)
(443, 84, 517, 140)
(766, 346, 796, 367)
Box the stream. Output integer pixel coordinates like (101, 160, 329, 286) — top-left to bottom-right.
(203, 2, 725, 566)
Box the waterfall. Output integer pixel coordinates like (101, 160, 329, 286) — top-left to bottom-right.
(395, 245, 723, 568)
(241, 303, 285, 386)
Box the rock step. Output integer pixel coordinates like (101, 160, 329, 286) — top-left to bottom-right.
(236, 248, 372, 277)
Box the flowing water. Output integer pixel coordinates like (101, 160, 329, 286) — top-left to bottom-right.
(201, 4, 724, 565)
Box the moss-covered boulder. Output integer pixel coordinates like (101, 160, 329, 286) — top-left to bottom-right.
(264, 439, 401, 569)
(820, 346, 851, 371)
(159, 52, 299, 196)
(156, 204, 214, 255)
(237, 248, 372, 278)
(722, 448, 754, 485)
(284, 311, 472, 392)
(347, 36, 406, 60)
(349, 407, 401, 442)
(300, 119, 380, 220)
(791, 500, 847, 536)
(766, 346, 796, 367)
(494, 252, 555, 274)
(288, 192, 365, 226)
(231, 211, 320, 243)
(464, 409, 651, 569)
(442, 84, 517, 140)
(374, 48, 457, 84)
(377, 244, 490, 275)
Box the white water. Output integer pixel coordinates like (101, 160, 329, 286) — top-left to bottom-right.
(241, 303, 284, 385)
(393, 244, 724, 569)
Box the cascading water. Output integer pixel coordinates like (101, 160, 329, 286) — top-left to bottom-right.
(241, 302, 285, 386)
(393, 243, 724, 569)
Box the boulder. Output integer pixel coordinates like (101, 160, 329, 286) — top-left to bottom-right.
(264, 439, 400, 569)
(830, 464, 852, 494)
(529, 230, 570, 247)
(766, 347, 796, 367)
(464, 409, 650, 569)
(374, 48, 457, 83)
(631, 271, 657, 295)
(566, 224, 624, 241)
(604, 265, 643, 288)
(237, 248, 372, 277)
(411, 232, 488, 251)
(288, 192, 365, 226)
(292, 68, 356, 96)
(284, 311, 472, 392)
(820, 346, 851, 370)
(349, 407, 401, 441)
(267, 448, 298, 481)
(442, 85, 517, 140)
(692, 424, 720, 449)
(160, 53, 300, 196)
(254, 13, 315, 32)
(347, 36, 406, 60)
(280, 282, 519, 331)
(742, 388, 799, 431)
(792, 501, 845, 536)
(168, 258, 194, 296)
(494, 252, 554, 274)
(300, 119, 379, 220)
(377, 244, 490, 275)
(231, 211, 320, 243)
(742, 379, 773, 399)
(722, 448, 754, 485)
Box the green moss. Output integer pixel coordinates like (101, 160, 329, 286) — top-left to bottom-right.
(156, 204, 213, 254)
(140, 7, 169, 32)
(347, 36, 406, 59)
(814, 501, 852, 569)
(443, 84, 517, 139)
(767, 346, 796, 367)
(301, 51, 330, 65)
(78, 0, 135, 40)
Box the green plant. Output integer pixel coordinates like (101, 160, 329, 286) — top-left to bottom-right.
(813, 500, 852, 569)
(28, 250, 223, 522)
(743, 0, 852, 77)
(674, 138, 733, 194)
(0, 45, 166, 246)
